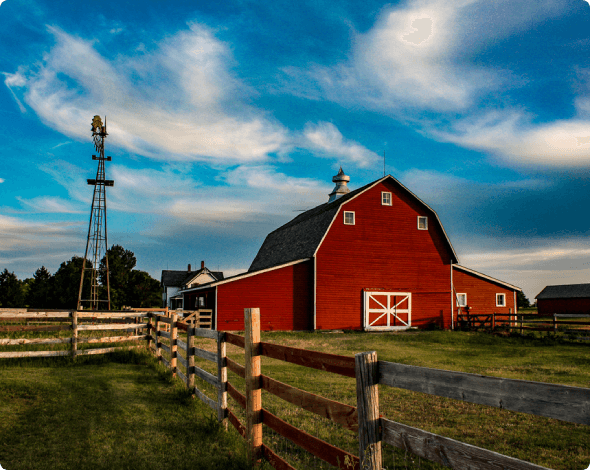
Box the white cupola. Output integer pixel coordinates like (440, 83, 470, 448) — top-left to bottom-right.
(328, 167, 350, 202)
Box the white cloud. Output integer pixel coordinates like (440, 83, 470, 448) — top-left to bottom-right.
(303, 122, 380, 168)
(435, 111, 590, 166)
(7, 24, 288, 164)
(0, 178, 4, 183)
(0, 214, 83, 252)
(16, 196, 84, 214)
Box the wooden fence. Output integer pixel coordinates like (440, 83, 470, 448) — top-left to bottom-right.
(0, 308, 163, 358)
(149, 308, 590, 470)
(3, 307, 590, 469)
(458, 312, 590, 337)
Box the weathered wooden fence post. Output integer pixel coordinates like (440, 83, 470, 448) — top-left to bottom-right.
(519, 313, 523, 335)
(187, 322, 195, 389)
(170, 313, 178, 377)
(147, 313, 153, 350)
(553, 313, 557, 334)
(492, 313, 496, 330)
(155, 315, 162, 362)
(217, 331, 228, 428)
(245, 308, 262, 464)
(355, 351, 382, 470)
(71, 310, 78, 358)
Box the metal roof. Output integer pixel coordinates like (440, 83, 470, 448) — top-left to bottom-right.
(249, 175, 458, 272)
(536, 283, 590, 300)
(453, 265, 522, 291)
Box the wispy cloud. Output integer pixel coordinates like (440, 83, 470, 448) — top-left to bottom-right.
(7, 24, 289, 164)
(0, 178, 4, 183)
(303, 122, 380, 168)
(15, 196, 84, 214)
(434, 111, 590, 167)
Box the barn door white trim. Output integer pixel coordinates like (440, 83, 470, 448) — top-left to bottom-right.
(364, 292, 412, 331)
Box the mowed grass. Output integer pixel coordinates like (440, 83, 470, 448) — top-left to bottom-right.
(187, 329, 590, 470)
(0, 350, 249, 470)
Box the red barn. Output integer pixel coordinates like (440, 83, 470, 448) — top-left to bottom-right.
(536, 284, 590, 315)
(179, 170, 521, 331)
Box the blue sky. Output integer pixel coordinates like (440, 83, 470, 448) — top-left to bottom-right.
(2, 0, 590, 300)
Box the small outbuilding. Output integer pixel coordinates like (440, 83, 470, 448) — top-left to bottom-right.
(161, 261, 223, 309)
(536, 284, 590, 315)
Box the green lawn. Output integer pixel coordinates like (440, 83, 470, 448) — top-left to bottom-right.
(0, 350, 249, 470)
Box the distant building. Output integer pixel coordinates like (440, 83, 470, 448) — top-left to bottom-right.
(177, 170, 520, 331)
(536, 284, 590, 315)
(160, 261, 223, 309)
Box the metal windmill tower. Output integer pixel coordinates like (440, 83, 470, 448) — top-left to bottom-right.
(77, 115, 114, 310)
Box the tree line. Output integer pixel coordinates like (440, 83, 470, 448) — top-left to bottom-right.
(0, 245, 161, 310)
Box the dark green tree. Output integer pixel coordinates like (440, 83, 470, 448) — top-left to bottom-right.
(100, 245, 137, 310)
(53, 257, 91, 309)
(26, 266, 54, 308)
(127, 270, 162, 308)
(517, 291, 531, 309)
(0, 269, 25, 307)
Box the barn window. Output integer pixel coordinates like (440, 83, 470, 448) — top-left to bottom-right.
(382, 192, 392, 206)
(456, 293, 467, 307)
(417, 216, 428, 230)
(496, 293, 506, 307)
(344, 211, 355, 225)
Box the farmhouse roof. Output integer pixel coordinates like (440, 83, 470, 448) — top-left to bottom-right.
(249, 174, 458, 272)
(161, 269, 224, 287)
(536, 283, 590, 300)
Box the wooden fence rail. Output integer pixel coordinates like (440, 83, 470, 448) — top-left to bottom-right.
(0, 309, 148, 359)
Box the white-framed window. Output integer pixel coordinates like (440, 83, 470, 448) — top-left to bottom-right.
(344, 211, 355, 225)
(496, 293, 506, 307)
(456, 293, 467, 307)
(418, 216, 428, 230)
(382, 192, 392, 206)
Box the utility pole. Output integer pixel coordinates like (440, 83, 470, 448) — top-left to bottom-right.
(77, 115, 114, 310)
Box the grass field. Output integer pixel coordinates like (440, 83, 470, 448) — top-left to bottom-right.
(0, 350, 249, 470)
(1, 328, 589, 470)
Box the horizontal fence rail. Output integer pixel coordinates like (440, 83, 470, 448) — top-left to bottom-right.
(378, 361, 590, 425)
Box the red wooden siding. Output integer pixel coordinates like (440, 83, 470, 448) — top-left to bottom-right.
(452, 268, 517, 322)
(216, 261, 313, 331)
(537, 298, 590, 315)
(315, 180, 454, 330)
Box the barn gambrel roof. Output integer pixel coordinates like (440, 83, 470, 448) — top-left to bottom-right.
(249, 175, 458, 272)
(536, 283, 590, 300)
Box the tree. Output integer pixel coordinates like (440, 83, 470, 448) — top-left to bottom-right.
(53, 257, 92, 309)
(100, 245, 136, 310)
(517, 291, 531, 309)
(126, 270, 162, 308)
(26, 266, 54, 308)
(0, 269, 25, 307)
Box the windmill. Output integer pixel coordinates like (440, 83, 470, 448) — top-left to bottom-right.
(77, 115, 114, 310)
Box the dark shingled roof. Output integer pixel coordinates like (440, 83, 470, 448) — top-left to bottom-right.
(161, 269, 224, 287)
(536, 284, 590, 300)
(248, 179, 376, 272)
(249, 175, 458, 272)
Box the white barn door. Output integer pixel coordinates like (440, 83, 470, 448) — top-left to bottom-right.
(364, 291, 412, 331)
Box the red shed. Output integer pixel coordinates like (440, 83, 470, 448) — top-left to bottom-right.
(536, 284, 590, 315)
(179, 170, 521, 331)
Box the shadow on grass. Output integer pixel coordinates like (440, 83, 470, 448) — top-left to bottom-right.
(0, 349, 250, 470)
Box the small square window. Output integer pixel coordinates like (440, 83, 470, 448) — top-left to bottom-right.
(418, 216, 428, 230)
(382, 192, 392, 206)
(456, 293, 467, 307)
(344, 211, 355, 225)
(496, 293, 506, 307)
